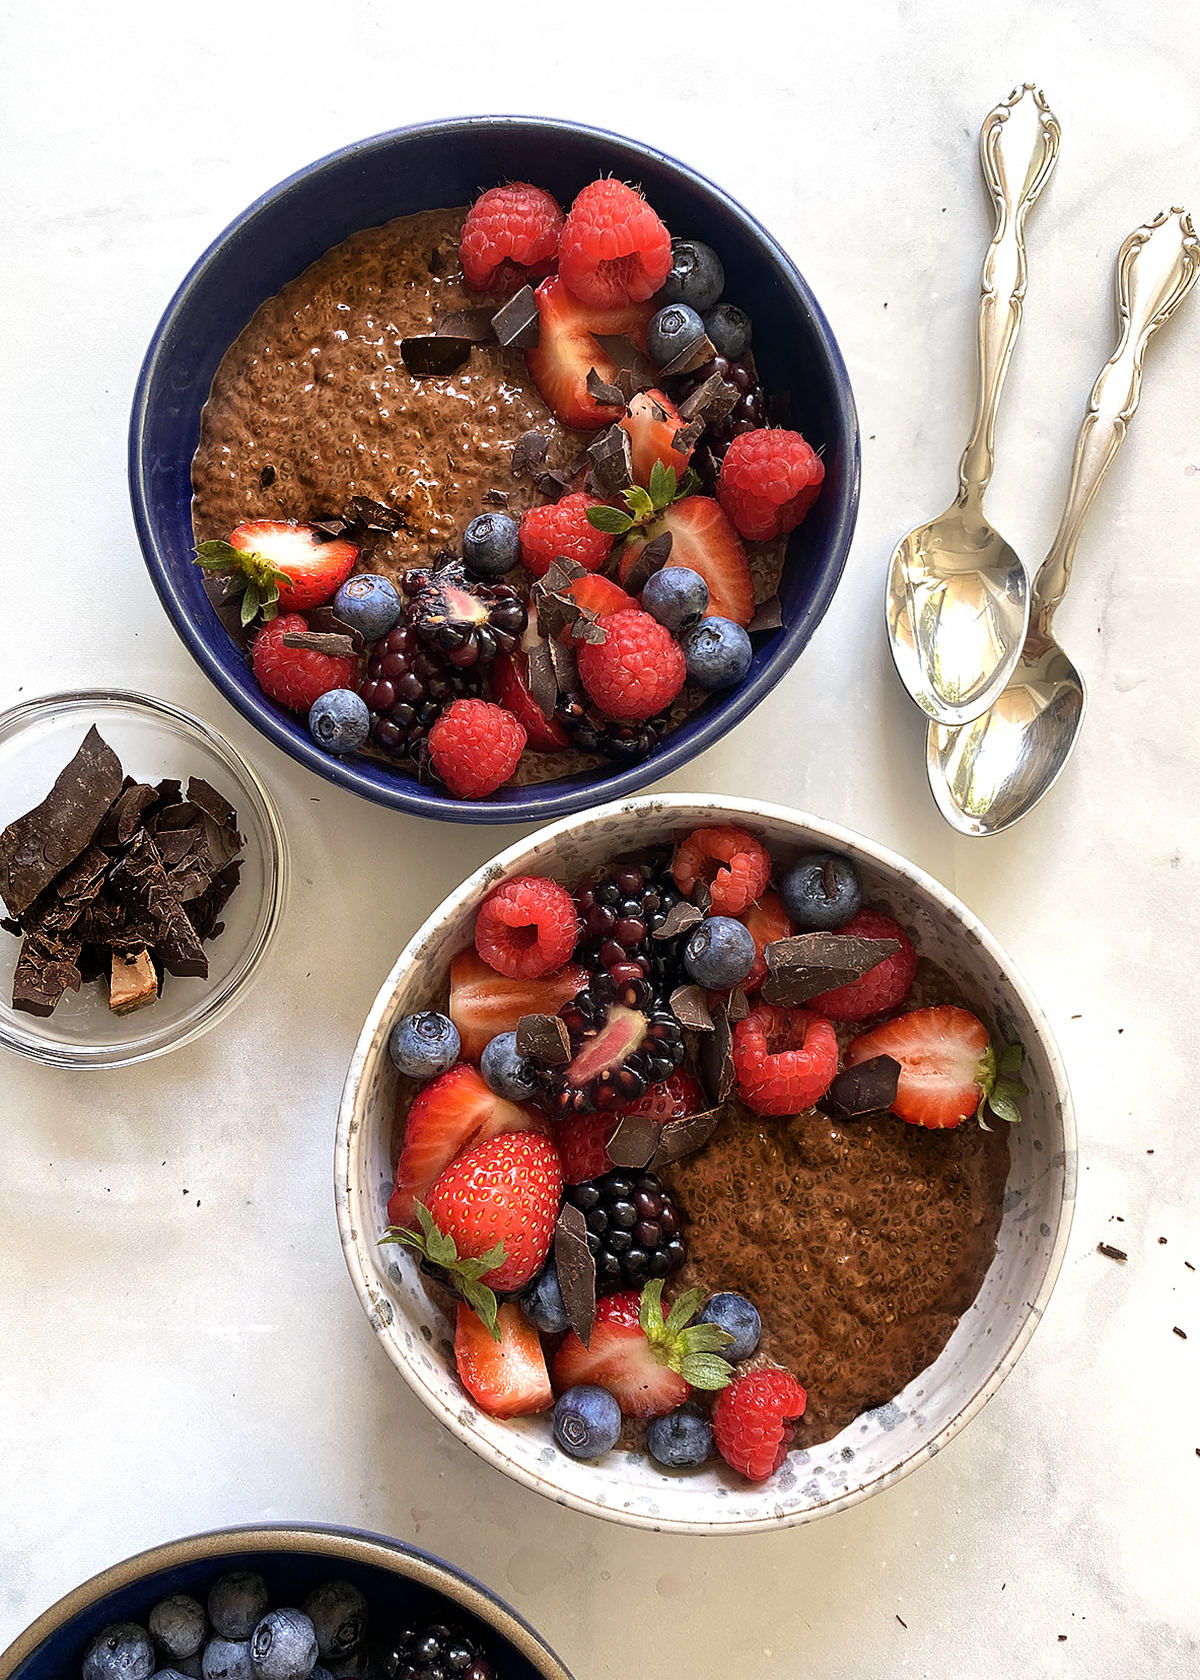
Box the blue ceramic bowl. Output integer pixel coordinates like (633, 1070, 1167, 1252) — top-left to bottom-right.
(0, 1525, 572, 1680)
(130, 116, 859, 823)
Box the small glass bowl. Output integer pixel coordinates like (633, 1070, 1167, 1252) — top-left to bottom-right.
(0, 690, 288, 1069)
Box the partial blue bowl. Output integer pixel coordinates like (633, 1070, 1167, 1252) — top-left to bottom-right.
(130, 116, 859, 823)
(0, 1525, 572, 1680)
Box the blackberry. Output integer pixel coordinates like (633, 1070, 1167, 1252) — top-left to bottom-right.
(555, 692, 666, 764)
(403, 563, 526, 667)
(574, 857, 688, 997)
(372, 1622, 493, 1680)
(678, 353, 768, 488)
(359, 626, 482, 764)
(567, 1170, 686, 1293)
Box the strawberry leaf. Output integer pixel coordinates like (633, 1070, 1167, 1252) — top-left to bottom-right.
(380, 1205, 507, 1334)
(676, 1322, 734, 1357)
(677, 1351, 734, 1390)
(675, 467, 702, 501)
(587, 505, 635, 535)
(639, 1277, 667, 1340)
(624, 486, 655, 522)
(239, 582, 261, 628)
(458, 1276, 501, 1340)
(222, 573, 251, 596)
(662, 1285, 706, 1340)
(987, 1080, 1026, 1125)
(648, 458, 676, 511)
(194, 540, 241, 571)
(998, 1041, 1026, 1076)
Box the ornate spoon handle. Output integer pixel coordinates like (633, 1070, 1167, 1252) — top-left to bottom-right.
(958, 84, 1061, 507)
(1033, 207, 1200, 621)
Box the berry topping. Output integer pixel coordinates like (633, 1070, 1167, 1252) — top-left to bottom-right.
(617, 1068, 706, 1124)
(565, 1170, 686, 1294)
(646, 1403, 714, 1468)
(732, 1004, 840, 1115)
(551, 1281, 734, 1418)
(557, 179, 672, 310)
(678, 353, 770, 485)
(696, 1292, 761, 1363)
(308, 688, 369, 755)
(526, 276, 654, 430)
(779, 852, 863, 931)
(359, 624, 483, 766)
(717, 427, 825, 542)
(479, 1030, 538, 1101)
(519, 1259, 572, 1335)
(681, 617, 753, 690)
(447, 947, 588, 1063)
(711, 1368, 807, 1481)
(738, 891, 795, 994)
(462, 511, 521, 578)
(488, 649, 573, 751)
(619, 388, 696, 489)
(403, 563, 527, 667)
(249, 1611, 317, 1680)
(208, 1575, 267, 1640)
(576, 608, 687, 723)
(553, 1383, 623, 1459)
(845, 1006, 1027, 1130)
(475, 874, 579, 979)
(388, 1011, 461, 1080)
(83, 1626, 155, 1680)
(658, 238, 725, 312)
(427, 698, 526, 798)
(518, 492, 614, 579)
(459, 182, 564, 297)
(454, 1299, 553, 1417)
(382, 1621, 495, 1680)
(300, 1582, 366, 1662)
(683, 915, 757, 989)
(555, 1110, 619, 1186)
(703, 302, 753, 360)
(805, 909, 918, 1020)
(647, 302, 706, 367)
(641, 565, 709, 636)
(195, 521, 359, 623)
(672, 825, 772, 917)
(332, 572, 402, 641)
(251, 613, 357, 713)
(618, 495, 754, 626)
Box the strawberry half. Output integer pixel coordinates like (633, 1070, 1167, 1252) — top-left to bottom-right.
(617, 1068, 705, 1125)
(448, 948, 588, 1063)
(526, 277, 655, 430)
(490, 650, 572, 751)
(455, 1301, 553, 1417)
(619, 496, 754, 627)
(425, 1130, 562, 1294)
(619, 389, 695, 490)
(551, 1281, 735, 1419)
(845, 1005, 1027, 1130)
(195, 520, 359, 622)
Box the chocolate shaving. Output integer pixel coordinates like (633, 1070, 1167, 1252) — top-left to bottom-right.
(621, 530, 674, 597)
(677, 373, 740, 426)
(573, 612, 607, 646)
(747, 595, 784, 633)
(281, 631, 357, 659)
(585, 367, 626, 409)
(673, 418, 705, 453)
(511, 430, 551, 476)
(482, 488, 509, 507)
(98, 783, 159, 849)
(311, 517, 351, 539)
(526, 636, 559, 721)
(727, 986, 750, 1024)
(1098, 1243, 1128, 1263)
(541, 557, 588, 591)
(648, 1107, 724, 1170)
(670, 983, 713, 1032)
(0, 726, 123, 917)
(400, 336, 474, 377)
(516, 1012, 571, 1066)
(491, 285, 540, 350)
(656, 332, 716, 381)
(534, 469, 572, 502)
(586, 425, 634, 500)
(554, 1202, 596, 1346)
(698, 1004, 734, 1106)
(760, 933, 901, 1006)
(654, 901, 704, 941)
(548, 636, 580, 697)
(433, 307, 496, 343)
(604, 1113, 661, 1171)
(691, 878, 713, 914)
(347, 496, 402, 534)
(302, 605, 366, 654)
(819, 1056, 902, 1121)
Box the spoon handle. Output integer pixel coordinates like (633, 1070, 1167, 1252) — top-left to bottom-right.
(957, 85, 1061, 508)
(1034, 207, 1200, 618)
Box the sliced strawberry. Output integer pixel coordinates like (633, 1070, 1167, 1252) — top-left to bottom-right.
(387, 1063, 545, 1229)
(845, 1005, 992, 1130)
(490, 650, 572, 752)
(455, 1301, 553, 1417)
(448, 948, 588, 1063)
(427, 1130, 563, 1292)
(228, 520, 358, 612)
(559, 574, 637, 643)
(739, 892, 795, 995)
(526, 276, 654, 430)
(551, 1291, 689, 1418)
(619, 496, 754, 626)
(619, 389, 695, 490)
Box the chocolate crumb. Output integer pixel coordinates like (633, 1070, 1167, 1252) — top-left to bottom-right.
(1186, 1262, 1195, 1271)
(1097, 1243, 1128, 1262)
(1159, 1237, 1168, 1245)
(554, 1202, 596, 1346)
(400, 336, 474, 377)
(1174, 1326, 1187, 1339)
(491, 285, 540, 350)
(516, 1012, 571, 1065)
(482, 488, 509, 507)
(669, 983, 714, 1032)
(895, 1617, 907, 1630)
(654, 901, 704, 941)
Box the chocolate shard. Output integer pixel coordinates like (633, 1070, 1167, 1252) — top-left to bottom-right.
(516, 1012, 571, 1066)
(311, 516, 351, 540)
(648, 1106, 724, 1170)
(621, 530, 674, 597)
(188, 859, 241, 943)
(511, 430, 551, 477)
(596, 334, 656, 395)
(98, 782, 158, 849)
(109, 830, 208, 979)
(573, 613, 607, 646)
(586, 367, 626, 409)
(541, 557, 588, 592)
(347, 495, 403, 534)
(0, 726, 123, 916)
(526, 636, 559, 722)
(727, 985, 750, 1024)
(12, 930, 83, 1016)
(482, 487, 509, 507)
(604, 1112, 661, 1171)
(108, 947, 159, 1015)
(760, 932, 901, 1007)
(491, 285, 540, 350)
(677, 373, 740, 426)
(747, 595, 784, 633)
(281, 630, 357, 659)
(670, 983, 713, 1032)
(400, 335, 474, 377)
(698, 1004, 734, 1106)
(656, 332, 716, 381)
(672, 417, 705, 453)
(654, 901, 704, 941)
(548, 636, 580, 697)
(534, 469, 572, 502)
(305, 604, 366, 654)
(554, 1202, 597, 1346)
(187, 778, 242, 845)
(819, 1056, 902, 1121)
(1097, 1242, 1128, 1263)
(586, 425, 634, 500)
(433, 307, 496, 343)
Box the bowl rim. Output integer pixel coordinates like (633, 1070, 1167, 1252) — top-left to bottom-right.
(0, 1522, 573, 1680)
(335, 793, 1077, 1534)
(128, 113, 861, 823)
(0, 687, 289, 1070)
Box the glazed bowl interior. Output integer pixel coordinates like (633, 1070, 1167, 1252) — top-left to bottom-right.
(0, 1525, 571, 1680)
(130, 116, 859, 822)
(337, 795, 1075, 1534)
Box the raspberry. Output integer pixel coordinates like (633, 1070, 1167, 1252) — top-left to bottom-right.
(806, 909, 918, 1021)
(732, 1004, 839, 1116)
(672, 826, 771, 917)
(250, 613, 357, 713)
(427, 698, 525, 798)
(459, 182, 564, 296)
(475, 875, 579, 979)
(557, 179, 672, 310)
(576, 609, 687, 723)
(556, 1111, 617, 1185)
(518, 493, 614, 580)
(739, 891, 794, 994)
(712, 1369, 807, 1481)
(716, 428, 825, 542)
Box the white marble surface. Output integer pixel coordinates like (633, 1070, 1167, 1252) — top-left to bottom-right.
(2, 1, 1199, 1674)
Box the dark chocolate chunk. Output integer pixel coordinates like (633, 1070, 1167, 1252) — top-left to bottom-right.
(620, 530, 674, 597)
(654, 900, 704, 941)
(433, 307, 496, 344)
(548, 636, 581, 698)
(109, 831, 208, 979)
(585, 367, 626, 409)
(511, 430, 551, 476)
(187, 860, 242, 944)
(656, 332, 716, 381)
(747, 595, 784, 633)
(516, 1012, 571, 1066)
(491, 285, 540, 350)
(400, 336, 474, 377)
(347, 496, 402, 534)
(482, 487, 509, 507)
(727, 986, 750, 1024)
(554, 1202, 596, 1346)
(305, 604, 366, 654)
(0, 726, 123, 916)
(98, 782, 158, 849)
(1097, 1243, 1128, 1262)
(595, 334, 656, 395)
(311, 516, 351, 539)
(604, 1112, 660, 1171)
(187, 778, 242, 845)
(819, 1056, 902, 1120)
(586, 425, 634, 500)
(12, 930, 83, 1016)
(672, 418, 705, 454)
(760, 933, 902, 1006)
(648, 1107, 724, 1170)
(541, 557, 588, 591)
(677, 373, 740, 426)
(698, 1004, 734, 1106)
(534, 469, 572, 502)
(281, 630, 357, 659)
(669, 984, 713, 1032)
(526, 636, 559, 722)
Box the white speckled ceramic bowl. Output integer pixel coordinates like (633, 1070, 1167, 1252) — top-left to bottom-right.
(336, 796, 1075, 1534)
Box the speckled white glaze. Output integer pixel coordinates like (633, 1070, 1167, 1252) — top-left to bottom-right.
(335, 796, 1075, 1535)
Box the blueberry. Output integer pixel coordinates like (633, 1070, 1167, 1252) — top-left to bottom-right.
(208, 1576, 269, 1643)
(647, 303, 706, 368)
(332, 573, 402, 641)
(300, 1585, 366, 1662)
(462, 512, 520, 578)
(250, 1611, 318, 1680)
(519, 1261, 571, 1335)
(174, 1661, 204, 1680)
(641, 567, 709, 635)
(480, 1030, 537, 1100)
(658, 239, 725, 312)
(697, 1291, 761, 1361)
(681, 616, 753, 689)
(683, 916, 756, 989)
(388, 1011, 460, 1079)
(553, 1384, 622, 1458)
(703, 302, 753, 360)
(646, 1404, 713, 1468)
(779, 852, 862, 931)
(308, 689, 370, 755)
(201, 1641, 253, 1680)
(155, 1671, 194, 1680)
(83, 1625, 156, 1680)
(149, 1599, 207, 1663)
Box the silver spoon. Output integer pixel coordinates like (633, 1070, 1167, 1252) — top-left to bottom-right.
(886, 84, 1061, 726)
(928, 207, 1200, 836)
